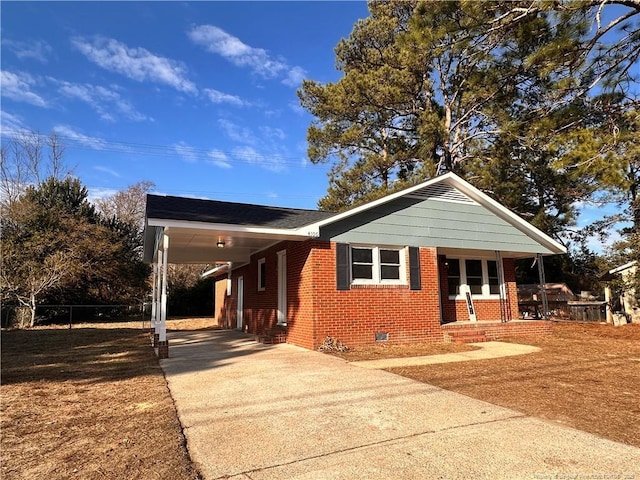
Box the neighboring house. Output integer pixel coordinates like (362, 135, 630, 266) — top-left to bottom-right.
(601, 260, 639, 324)
(143, 172, 566, 354)
(517, 283, 575, 319)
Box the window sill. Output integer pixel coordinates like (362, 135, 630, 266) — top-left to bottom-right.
(449, 295, 500, 301)
(352, 283, 408, 289)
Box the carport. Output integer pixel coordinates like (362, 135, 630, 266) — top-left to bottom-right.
(142, 194, 331, 357)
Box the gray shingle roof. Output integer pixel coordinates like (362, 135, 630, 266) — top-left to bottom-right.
(146, 194, 335, 229)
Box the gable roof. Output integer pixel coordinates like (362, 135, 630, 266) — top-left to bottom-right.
(304, 172, 567, 255)
(143, 172, 566, 264)
(146, 194, 334, 229)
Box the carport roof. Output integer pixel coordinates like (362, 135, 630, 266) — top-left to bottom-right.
(146, 194, 334, 228)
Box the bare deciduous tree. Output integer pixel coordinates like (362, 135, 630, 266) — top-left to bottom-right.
(94, 180, 155, 231)
(0, 131, 70, 210)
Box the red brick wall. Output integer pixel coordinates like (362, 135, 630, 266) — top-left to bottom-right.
(439, 255, 520, 323)
(310, 245, 443, 349)
(227, 241, 545, 350)
(226, 240, 317, 349)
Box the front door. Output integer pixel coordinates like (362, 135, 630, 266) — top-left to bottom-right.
(236, 276, 244, 329)
(277, 250, 287, 325)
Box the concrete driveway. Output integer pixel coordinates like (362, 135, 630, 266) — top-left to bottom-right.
(160, 330, 640, 480)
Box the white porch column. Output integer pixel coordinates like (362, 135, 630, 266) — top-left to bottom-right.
(495, 251, 508, 322)
(537, 254, 549, 320)
(155, 249, 163, 330)
(158, 233, 169, 352)
(151, 261, 157, 329)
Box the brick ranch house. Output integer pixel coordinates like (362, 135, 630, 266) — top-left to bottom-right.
(143, 172, 566, 355)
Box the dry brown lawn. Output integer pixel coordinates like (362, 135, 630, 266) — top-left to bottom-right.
(385, 322, 640, 448)
(3, 318, 638, 479)
(1, 321, 202, 480)
(330, 341, 478, 361)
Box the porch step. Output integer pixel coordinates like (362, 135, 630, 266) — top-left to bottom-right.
(256, 326, 288, 345)
(449, 330, 488, 344)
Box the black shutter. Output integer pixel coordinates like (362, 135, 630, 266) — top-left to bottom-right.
(409, 246, 421, 290)
(336, 243, 350, 291)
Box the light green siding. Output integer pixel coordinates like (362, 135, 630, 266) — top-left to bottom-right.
(319, 197, 552, 254)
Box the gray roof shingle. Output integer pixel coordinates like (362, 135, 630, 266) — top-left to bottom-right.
(145, 194, 335, 229)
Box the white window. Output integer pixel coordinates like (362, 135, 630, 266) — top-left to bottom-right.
(351, 246, 406, 285)
(447, 258, 501, 298)
(257, 258, 266, 291)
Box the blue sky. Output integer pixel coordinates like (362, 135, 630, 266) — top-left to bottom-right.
(0, 1, 628, 252)
(1, 1, 369, 208)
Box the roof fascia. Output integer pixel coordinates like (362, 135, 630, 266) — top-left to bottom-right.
(147, 218, 311, 239)
(201, 263, 230, 279)
(609, 260, 638, 274)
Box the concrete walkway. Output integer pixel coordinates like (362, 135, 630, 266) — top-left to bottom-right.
(160, 330, 640, 480)
(351, 341, 541, 369)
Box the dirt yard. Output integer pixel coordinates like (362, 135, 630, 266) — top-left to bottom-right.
(384, 322, 640, 448)
(1, 323, 201, 480)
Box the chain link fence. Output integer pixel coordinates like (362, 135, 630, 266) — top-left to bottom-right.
(1, 304, 148, 329)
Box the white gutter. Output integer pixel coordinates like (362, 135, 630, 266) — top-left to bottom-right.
(147, 218, 312, 239)
(201, 263, 230, 279)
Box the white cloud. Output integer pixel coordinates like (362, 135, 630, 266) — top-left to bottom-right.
(282, 66, 306, 87)
(3, 39, 53, 63)
(0, 110, 27, 135)
(207, 149, 232, 169)
(232, 145, 285, 172)
(52, 125, 107, 150)
(188, 25, 305, 86)
(53, 79, 148, 122)
(87, 186, 119, 204)
(203, 88, 247, 106)
(94, 165, 120, 178)
(71, 36, 197, 94)
(259, 126, 286, 141)
(0, 70, 48, 107)
(173, 141, 198, 163)
(217, 118, 255, 144)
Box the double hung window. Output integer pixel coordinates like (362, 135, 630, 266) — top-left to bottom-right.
(447, 258, 501, 298)
(351, 246, 405, 285)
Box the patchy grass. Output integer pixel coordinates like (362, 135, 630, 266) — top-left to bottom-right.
(387, 322, 640, 448)
(1, 325, 200, 480)
(328, 341, 478, 361)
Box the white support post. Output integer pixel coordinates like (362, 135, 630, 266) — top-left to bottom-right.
(495, 251, 508, 322)
(155, 249, 163, 330)
(151, 262, 157, 329)
(537, 254, 549, 320)
(159, 233, 169, 343)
